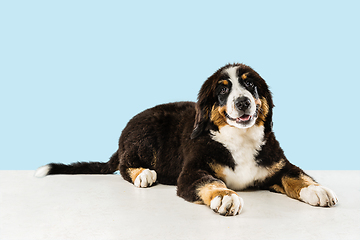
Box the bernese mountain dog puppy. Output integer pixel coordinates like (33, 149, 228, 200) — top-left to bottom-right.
(35, 63, 338, 216)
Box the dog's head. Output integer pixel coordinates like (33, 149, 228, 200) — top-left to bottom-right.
(191, 63, 274, 139)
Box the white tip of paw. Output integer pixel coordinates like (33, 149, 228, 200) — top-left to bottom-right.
(300, 185, 338, 207)
(34, 165, 51, 178)
(134, 169, 157, 188)
(210, 194, 244, 216)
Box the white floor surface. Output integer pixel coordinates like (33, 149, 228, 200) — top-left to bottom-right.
(0, 170, 359, 240)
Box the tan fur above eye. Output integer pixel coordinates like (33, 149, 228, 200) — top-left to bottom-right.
(218, 80, 229, 85)
(241, 73, 249, 80)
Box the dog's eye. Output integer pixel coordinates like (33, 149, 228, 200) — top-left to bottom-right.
(245, 81, 254, 88)
(220, 87, 229, 95)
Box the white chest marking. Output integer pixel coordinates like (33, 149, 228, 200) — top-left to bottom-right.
(210, 125, 269, 190)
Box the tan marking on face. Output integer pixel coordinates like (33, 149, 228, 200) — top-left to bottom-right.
(255, 97, 269, 127)
(197, 181, 237, 206)
(218, 80, 229, 85)
(241, 73, 249, 80)
(127, 168, 145, 183)
(281, 174, 318, 199)
(210, 105, 228, 129)
(208, 162, 226, 181)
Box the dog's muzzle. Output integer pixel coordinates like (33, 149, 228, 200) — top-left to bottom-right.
(224, 111, 253, 124)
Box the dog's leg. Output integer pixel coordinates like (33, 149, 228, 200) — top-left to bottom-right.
(270, 171, 338, 207)
(197, 181, 244, 216)
(177, 170, 243, 216)
(124, 167, 157, 188)
(118, 147, 157, 188)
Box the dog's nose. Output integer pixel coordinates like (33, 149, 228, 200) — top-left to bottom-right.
(235, 97, 251, 111)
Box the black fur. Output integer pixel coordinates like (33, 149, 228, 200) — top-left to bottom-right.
(46, 152, 119, 175)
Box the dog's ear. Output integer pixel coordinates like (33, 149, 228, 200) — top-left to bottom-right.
(264, 91, 274, 133)
(191, 103, 209, 139)
(191, 112, 205, 139)
(191, 77, 217, 139)
(256, 76, 275, 134)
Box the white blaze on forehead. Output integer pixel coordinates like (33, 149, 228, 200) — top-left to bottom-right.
(224, 67, 251, 102)
(222, 66, 257, 120)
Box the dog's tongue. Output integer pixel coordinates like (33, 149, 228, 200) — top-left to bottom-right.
(238, 114, 251, 122)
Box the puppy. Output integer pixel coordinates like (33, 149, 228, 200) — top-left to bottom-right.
(35, 63, 338, 216)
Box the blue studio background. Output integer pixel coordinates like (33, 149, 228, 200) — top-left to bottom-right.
(1, 1, 359, 170)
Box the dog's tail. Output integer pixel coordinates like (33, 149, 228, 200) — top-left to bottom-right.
(34, 151, 120, 177)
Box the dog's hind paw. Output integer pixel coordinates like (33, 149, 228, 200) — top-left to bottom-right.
(134, 169, 157, 188)
(300, 185, 338, 207)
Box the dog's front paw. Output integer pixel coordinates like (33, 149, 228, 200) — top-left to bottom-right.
(210, 193, 244, 216)
(300, 185, 338, 207)
(134, 169, 157, 188)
